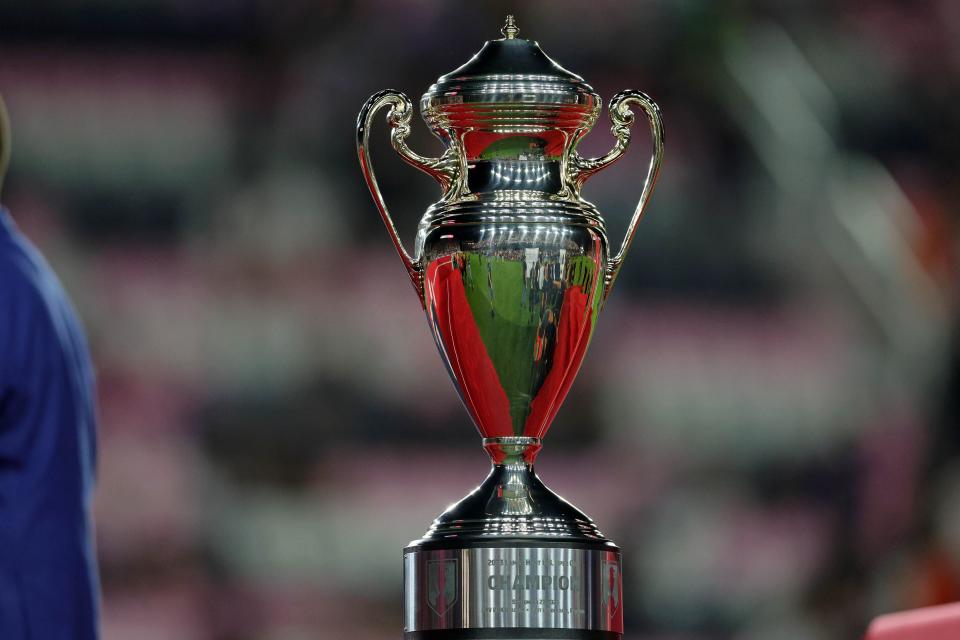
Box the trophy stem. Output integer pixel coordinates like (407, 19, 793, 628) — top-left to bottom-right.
(482, 437, 542, 517)
(482, 436, 542, 466)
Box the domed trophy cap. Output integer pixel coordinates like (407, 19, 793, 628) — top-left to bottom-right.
(421, 15, 600, 127)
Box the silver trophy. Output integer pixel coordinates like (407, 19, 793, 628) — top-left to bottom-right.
(357, 16, 663, 639)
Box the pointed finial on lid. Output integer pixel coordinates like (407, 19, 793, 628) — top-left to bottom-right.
(501, 15, 519, 39)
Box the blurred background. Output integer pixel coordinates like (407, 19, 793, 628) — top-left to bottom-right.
(1, 1, 959, 638)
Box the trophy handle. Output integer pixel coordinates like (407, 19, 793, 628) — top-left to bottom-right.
(357, 90, 457, 304)
(571, 90, 664, 299)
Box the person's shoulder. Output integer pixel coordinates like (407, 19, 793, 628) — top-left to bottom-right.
(0, 215, 87, 347)
(0, 234, 77, 383)
(0, 232, 71, 359)
(0, 235, 49, 313)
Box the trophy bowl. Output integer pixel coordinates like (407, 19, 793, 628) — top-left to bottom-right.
(357, 16, 663, 639)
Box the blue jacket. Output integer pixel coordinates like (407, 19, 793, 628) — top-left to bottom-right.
(0, 209, 99, 638)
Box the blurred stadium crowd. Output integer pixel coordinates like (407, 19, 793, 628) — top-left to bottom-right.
(1, 1, 959, 639)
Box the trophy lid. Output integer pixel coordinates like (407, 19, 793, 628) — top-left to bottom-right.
(421, 16, 599, 126)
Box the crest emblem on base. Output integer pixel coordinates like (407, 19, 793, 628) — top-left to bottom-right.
(426, 558, 458, 616)
(601, 560, 621, 614)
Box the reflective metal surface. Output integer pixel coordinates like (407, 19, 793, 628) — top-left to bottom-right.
(421, 16, 597, 116)
(410, 438, 609, 543)
(405, 546, 623, 634)
(357, 16, 664, 638)
(572, 90, 664, 295)
(356, 90, 458, 300)
(422, 220, 605, 440)
(357, 17, 663, 448)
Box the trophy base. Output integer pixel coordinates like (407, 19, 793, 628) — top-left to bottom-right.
(405, 631, 621, 639)
(404, 439, 623, 638)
